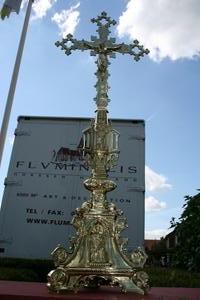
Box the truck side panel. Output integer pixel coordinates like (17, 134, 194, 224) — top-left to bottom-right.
(0, 117, 145, 259)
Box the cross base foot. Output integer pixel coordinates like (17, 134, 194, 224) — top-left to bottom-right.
(47, 272, 147, 295)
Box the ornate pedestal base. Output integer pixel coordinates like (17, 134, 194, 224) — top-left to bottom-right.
(47, 192, 149, 295)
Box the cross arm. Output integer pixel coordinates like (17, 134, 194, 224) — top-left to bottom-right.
(113, 40, 149, 61)
(55, 34, 94, 56)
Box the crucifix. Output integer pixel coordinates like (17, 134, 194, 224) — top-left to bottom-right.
(55, 11, 149, 109)
(47, 12, 149, 295)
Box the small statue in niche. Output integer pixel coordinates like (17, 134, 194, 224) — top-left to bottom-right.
(89, 222, 108, 263)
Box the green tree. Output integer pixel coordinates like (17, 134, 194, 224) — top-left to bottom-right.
(170, 192, 200, 271)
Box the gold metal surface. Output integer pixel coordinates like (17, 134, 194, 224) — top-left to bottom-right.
(47, 12, 149, 295)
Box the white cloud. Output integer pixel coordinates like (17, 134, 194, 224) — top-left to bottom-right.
(145, 166, 172, 192)
(117, 0, 200, 61)
(145, 196, 166, 212)
(32, 0, 57, 20)
(22, 0, 57, 20)
(51, 3, 80, 37)
(145, 229, 169, 240)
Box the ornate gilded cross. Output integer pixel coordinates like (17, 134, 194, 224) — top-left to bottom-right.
(55, 11, 149, 108)
(48, 12, 150, 296)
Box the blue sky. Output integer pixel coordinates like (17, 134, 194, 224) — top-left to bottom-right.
(0, 0, 200, 239)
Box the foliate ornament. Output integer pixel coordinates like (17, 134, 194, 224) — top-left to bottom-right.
(133, 271, 149, 293)
(107, 152, 119, 169)
(52, 246, 68, 266)
(118, 237, 129, 253)
(130, 247, 148, 268)
(115, 216, 128, 236)
(48, 11, 149, 295)
(47, 268, 68, 291)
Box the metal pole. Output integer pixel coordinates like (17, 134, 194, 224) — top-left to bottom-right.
(0, 0, 33, 167)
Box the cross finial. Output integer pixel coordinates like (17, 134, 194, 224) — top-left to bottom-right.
(55, 12, 149, 108)
(91, 11, 117, 27)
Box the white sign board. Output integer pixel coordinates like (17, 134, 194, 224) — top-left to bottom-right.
(0, 116, 145, 259)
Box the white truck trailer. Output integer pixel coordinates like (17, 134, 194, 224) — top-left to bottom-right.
(0, 116, 145, 259)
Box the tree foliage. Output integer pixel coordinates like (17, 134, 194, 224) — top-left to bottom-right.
(170, 192, 200, 271)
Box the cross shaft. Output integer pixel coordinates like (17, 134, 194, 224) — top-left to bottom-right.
(55, 11, 149, 108)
